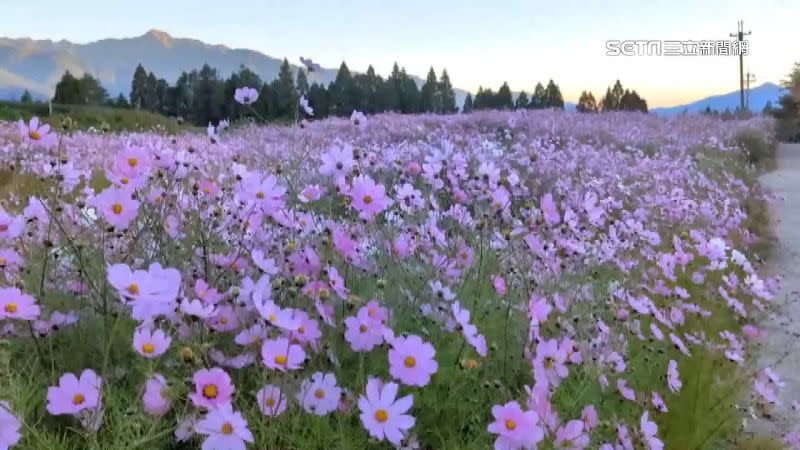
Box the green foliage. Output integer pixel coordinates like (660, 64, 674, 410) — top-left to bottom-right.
(600, 80, 647, 113)
(734, 128, 777, 166)
(53, 72, 109, 105)
(462, 93, 473, 113)
(576, 91, 598, 113)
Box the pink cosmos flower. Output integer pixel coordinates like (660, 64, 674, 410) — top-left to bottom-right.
(487, 401, 544, 450)
(348, 175, 393, 221)
(785, 432, 800, 448)
(345, 314, 384, 352)
(358, 378, 415, 445)
(360, 300, 389, 325)
(18, 116, 57, 148)
(299, 184, 326, 203)
(351, 110, 367, 126)
(234, 323, 267, 346)
(256, 385, 287, 417)
(534, 339, 568, 386)
(541, 192, 561, 225)
(132, 327, 171, 358)
(640, 412, 664, 450)
(238, 171, 286, 215)
(0, 401, 22, 449)
(492, 186, 511, 210)
(651, 391, 668, 413)
(107, 144, 153, 189)
(581, 405, 598, 430)
(667, 360, 682, 393)
(0, 288, 40, 321)
(195, 279, 223, 305)
(46, 369, 102, 416)
(180, 299, 217, 319)
(261, 337, 306, 371)
(143, 374, 170, 416)
(491, 275, 507, 296)
(288, 311, 323, 347)
(91, 187, 140, 229)
(529, 294, 552, 326)
(189, 368, 235, 409)
(452, 301, 488, 357)
(555, 419, 589, 449)
(326, 265, 349, 299)
(251, 249, 279, 275)
(742, 324, 762, 340)
(194, 403, 254, 450)
(319, 144, 355, 179)
(297, 372, 341, 416)
(388, 335, 438, 387)
(616, 379, 636, 401)
(199, 179, 220, 197)
(209, 350, 256, 370)
(0, 208, 24, 241)
(288, 246, 321, 278)
(254, 298, 301, 331)
(107, 263, 180, 321)
(234, 87, 259, 105)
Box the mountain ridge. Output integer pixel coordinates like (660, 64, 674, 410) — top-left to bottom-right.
(0, 29, 469, 106)
(649, 82, 785, 116)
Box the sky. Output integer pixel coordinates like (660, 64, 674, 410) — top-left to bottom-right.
(1, 0, 797, 107)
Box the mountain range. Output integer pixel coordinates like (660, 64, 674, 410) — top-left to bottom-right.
(0, 29, 785, 115)
(649, 82, 785, 116)
(0, 30, 471, 106)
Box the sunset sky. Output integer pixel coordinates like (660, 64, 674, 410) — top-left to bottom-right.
(2, 0, 797, 107)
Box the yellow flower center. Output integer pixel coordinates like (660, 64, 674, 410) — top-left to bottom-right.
(374, 409, 389, 423)
(359, 324, 368, 333)
(72, 393, 85, 405)
(268, 314, 277, 323)
(404, 356, 416, 368)
(219, 316, 228, 325)
(111, 203, 124, 215)
(121, 177, 129, 185)
(29, 130, 42, 140)
(221, 422, 233, 435)
(274, 354, 287, 365)
(142, 343, 155, 354)
(363, 195, 373, 205)
(126, 283, 140, 295)
(505, 419, 516, 430)
(0, 257, 7, 266)
(314, 388, 325, 399)
(544, 357, 554, 369)
(297, 326, 305, 334)
(4, 303, 17, 313)
(266, 397, 276, 407)
(127, 158, 138, 167)
(256, 191, 265, 200)
(202, 384, 218, 399)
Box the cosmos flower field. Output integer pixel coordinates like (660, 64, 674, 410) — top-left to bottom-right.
(0, 110, 783, 449)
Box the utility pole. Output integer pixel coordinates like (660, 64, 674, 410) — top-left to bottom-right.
(730, 20, 751, 111)
(745, 70, 756, 110)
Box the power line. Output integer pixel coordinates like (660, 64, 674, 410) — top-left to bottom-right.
(730, 20, 751, 111)
(745, 70, 756, 110)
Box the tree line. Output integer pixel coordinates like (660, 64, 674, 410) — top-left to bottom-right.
(576, 80, 648, 113)
(43, 60, 650, 123)
(462, 79, 566, 113)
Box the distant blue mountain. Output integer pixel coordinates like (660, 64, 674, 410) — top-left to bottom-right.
(650, 82, 785, 116)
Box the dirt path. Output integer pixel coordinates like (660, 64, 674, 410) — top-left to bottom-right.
(755, 143, 800, 436)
